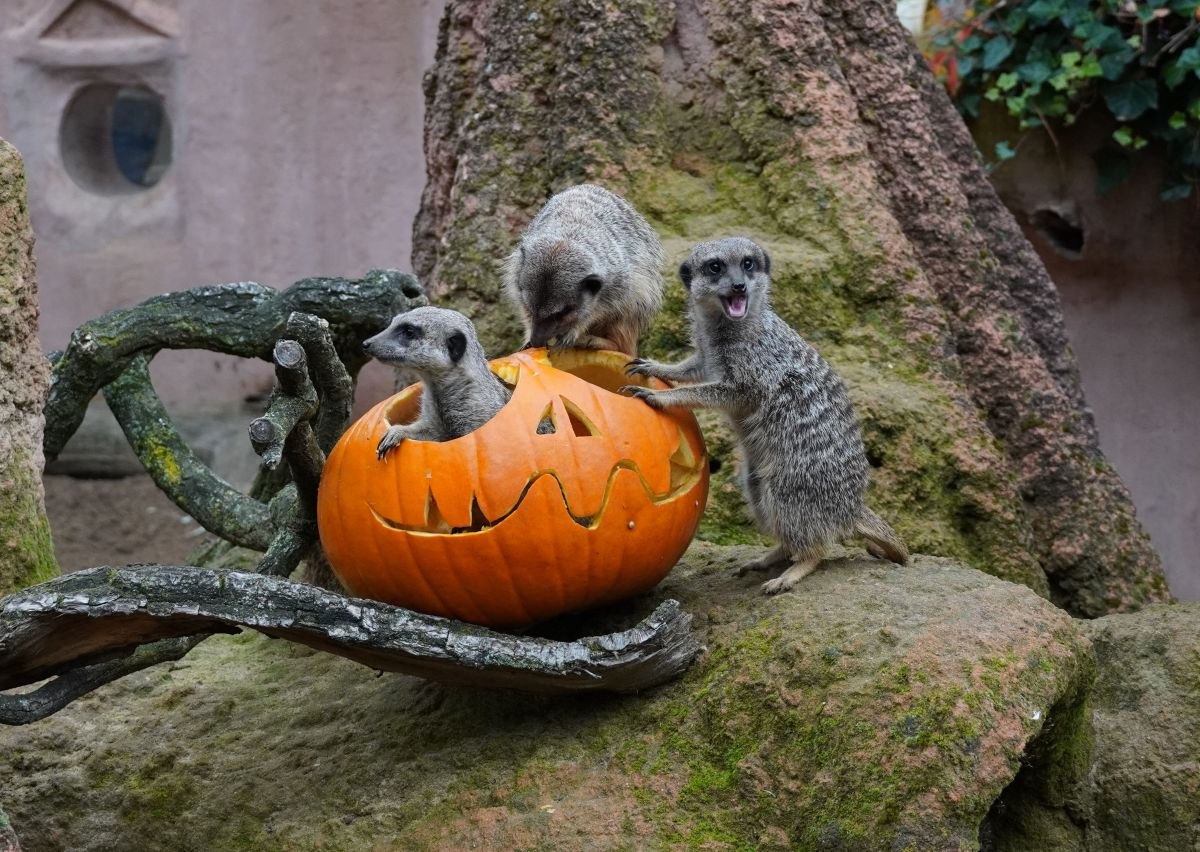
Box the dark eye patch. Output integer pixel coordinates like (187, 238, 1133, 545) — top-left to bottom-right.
(741, 256, 755, 272)
(579, 275, 603, 296)
(705, 259, 724, 276)
(397, 322, 422, 341)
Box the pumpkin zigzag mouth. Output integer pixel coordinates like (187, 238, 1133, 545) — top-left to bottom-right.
(368, 455, 705, 537)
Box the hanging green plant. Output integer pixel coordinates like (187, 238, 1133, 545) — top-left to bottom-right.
(928, 0, 1200, 200)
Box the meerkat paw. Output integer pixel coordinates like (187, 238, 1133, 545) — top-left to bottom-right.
(760, 557, 820, 595)
(376, 426, 407, 460)
(736, 544, 791, 577)
(625, 358, 657, 377)
(619, 384, 663, 408)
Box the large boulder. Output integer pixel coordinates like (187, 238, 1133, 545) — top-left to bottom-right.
(0, 543, 1093, 850)
(986, 602, 1200, 851)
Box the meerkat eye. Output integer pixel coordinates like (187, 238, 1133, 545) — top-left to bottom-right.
(397, 323, 422, 341)
(579, 275, 603, 296)
(741, 257, 755, 273)
(705, 260, 723, 276)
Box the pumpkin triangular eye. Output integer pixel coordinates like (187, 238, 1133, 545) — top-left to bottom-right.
(669, 426, 700, 490)
(535, 402, 556, 435)
(561, 397, 601, 437)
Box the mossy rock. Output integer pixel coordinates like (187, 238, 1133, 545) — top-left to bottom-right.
(986, 602, 1200, 851)
(0, 543, 1092, 850)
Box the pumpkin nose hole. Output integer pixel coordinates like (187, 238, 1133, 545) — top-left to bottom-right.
(561, 397, 601, 437)
(536, 403, 557, 435)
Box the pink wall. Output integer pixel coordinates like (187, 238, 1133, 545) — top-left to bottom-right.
(0, 0, 444, 408)
(989, 113, 1200, 599)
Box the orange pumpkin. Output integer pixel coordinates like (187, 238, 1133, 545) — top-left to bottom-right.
(317, 348, 709, 629)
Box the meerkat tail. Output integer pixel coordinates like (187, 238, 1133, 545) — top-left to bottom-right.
(856, 507, 909, 565)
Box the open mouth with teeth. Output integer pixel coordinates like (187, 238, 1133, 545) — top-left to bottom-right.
(721, 294, 748, 319)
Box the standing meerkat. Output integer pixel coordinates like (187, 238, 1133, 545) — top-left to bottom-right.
(504, 184, 665, 356)
(622, 237, 908, 594)
(364, 307, 511, 459)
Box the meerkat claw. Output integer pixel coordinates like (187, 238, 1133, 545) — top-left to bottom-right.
(761, 576, 792, 595)
(376, 427, 406, 460)
(625, 358, 652, 376)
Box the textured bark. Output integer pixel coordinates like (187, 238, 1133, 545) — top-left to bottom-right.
(0, 565, 700, 724)
(0, 139, 56, 596)
(413, 0, 1168, 616)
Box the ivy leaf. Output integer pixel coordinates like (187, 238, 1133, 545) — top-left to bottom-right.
(1092, 148, 1132, 196)
(1027, 0, 1066, 23)
(1169, 111, 1188, 129)
(1079, 54, 1104, 78)
(1099, 45, 1136, 81)
(959, 93, 982, 116)
(1113, 126, 1135, 147)
(1188, 99, 1200, 120)
(997, 72, 1021, 91)
(1160, 182, 1193, 201)
(982, 36, 1015, 70)
(1019, 60, 1054, 84)
(1103, 78, 1159, 120)
(995, 141, 1017, 161)
(1060, 51, 1082, 69)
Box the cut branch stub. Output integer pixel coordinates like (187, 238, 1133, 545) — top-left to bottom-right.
(0, 565, 701, 724)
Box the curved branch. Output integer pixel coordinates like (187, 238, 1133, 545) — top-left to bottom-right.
(45, 270, 424, 460)
(0, 635, 213, 726)
(0, 566, 700, 724)
(104, 355, 273, 551)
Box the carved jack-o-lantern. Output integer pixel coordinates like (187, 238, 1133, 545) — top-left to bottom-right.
(317, 348, 709, 629)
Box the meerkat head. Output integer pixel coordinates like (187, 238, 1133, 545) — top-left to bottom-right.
(511, 236, 608, 348)
(363, 306, 483, 377)
(678, 237, 771, 322)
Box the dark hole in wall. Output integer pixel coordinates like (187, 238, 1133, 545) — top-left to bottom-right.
(60, 83, 172, 195)
(1031, 208, 1085, 259)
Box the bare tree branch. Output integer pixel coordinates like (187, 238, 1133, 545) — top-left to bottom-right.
(0, 566, 700, 724)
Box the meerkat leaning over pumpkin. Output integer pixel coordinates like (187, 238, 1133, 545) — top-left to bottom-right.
(364, 307, 511, 459)
(504, 184, 665, 356)
(621, 237, 908, 595)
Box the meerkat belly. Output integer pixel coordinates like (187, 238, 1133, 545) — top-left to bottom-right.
(753, 384, 867, 533)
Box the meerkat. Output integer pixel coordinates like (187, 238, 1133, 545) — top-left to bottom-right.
(622, 237, 908, 595)
(503, 184, 665, 356)
(364, 307, 511, 459)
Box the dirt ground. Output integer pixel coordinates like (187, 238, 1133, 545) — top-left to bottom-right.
(43, 474, 211, 573)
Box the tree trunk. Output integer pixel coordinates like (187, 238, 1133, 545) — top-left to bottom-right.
(413, 0, 1169, 617)
(0, 139, 56, 596)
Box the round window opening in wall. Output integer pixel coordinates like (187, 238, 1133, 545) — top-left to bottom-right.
(59, 83, 172, 194)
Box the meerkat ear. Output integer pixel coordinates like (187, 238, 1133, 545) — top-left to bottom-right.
(678, 261, 693, 289)
(761, 249, 771, 275)
(447, 332, 467, 364)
